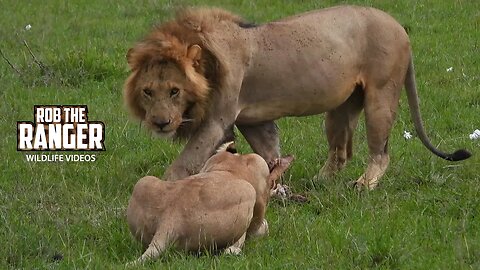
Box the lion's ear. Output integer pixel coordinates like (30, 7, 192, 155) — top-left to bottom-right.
(126, 48, 135, 70)
(187, 45, 202, 66)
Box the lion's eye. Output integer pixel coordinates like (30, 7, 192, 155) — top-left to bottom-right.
(170, 87, 180, 97)
(143, 88, 153, 97)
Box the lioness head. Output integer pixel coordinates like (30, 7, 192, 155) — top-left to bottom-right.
(124, 35, 209, 139)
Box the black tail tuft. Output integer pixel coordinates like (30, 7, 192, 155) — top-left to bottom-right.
(445, 149, 472, 161)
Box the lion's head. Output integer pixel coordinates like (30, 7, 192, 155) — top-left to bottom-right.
(124, 38, 209, 139)
(124, 8, 248, 140)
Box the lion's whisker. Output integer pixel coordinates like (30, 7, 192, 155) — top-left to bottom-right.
(181, 119, 195, 123)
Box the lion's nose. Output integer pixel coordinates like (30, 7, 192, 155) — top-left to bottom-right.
(153, 119, 171, 130)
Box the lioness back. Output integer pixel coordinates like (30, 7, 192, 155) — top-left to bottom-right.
(127, 174, 256, 251)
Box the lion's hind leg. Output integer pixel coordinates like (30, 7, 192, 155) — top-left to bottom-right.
(319, 86, 364, 178)
(356, 80, 403, 190)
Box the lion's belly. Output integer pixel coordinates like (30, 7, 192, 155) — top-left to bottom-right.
(236, 87, 353, 124)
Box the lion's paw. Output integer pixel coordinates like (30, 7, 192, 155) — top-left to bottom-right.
(224, 246, 242, 255)
(352, 176, 379, 191)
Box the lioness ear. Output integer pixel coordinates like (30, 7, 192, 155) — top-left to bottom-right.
(126, 48, 134, 70)
(268, 155, 294, 188)
(187, 44, 202, 66)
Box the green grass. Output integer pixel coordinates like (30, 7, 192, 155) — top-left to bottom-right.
(1, 0, 479, 269)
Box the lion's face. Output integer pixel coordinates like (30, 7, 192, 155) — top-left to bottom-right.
(124, 42, 210, 140)
(133, 62, 198, 138)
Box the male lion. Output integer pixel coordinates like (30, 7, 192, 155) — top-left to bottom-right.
(124, 6, 471, 189)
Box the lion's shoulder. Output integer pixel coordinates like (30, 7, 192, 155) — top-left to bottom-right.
(151, 7, 249, 42)
(174, 7, 247, 32)
(128, 7, 251, 73)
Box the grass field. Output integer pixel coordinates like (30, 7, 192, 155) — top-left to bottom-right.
(1, 0, 479, 269)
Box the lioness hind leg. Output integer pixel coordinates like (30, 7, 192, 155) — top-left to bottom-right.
(126, 232, 168, 267)
(356, 82, 402, 190)
(224, 233, 247, 255)
(319, 86, 364, 178)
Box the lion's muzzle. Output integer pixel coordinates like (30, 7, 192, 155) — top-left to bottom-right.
(152, 118, 171, 130)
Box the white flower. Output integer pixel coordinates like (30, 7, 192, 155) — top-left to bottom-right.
(446, 67, 453, 72)
(25, 24, 32, 31)
(469, 129, 480, 140)
(403, 130, 413, 140)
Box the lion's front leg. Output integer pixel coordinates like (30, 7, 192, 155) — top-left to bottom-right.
(237, 121, 280, 169)
(163, 120, 234, 180)
(163, 73, 243, 180)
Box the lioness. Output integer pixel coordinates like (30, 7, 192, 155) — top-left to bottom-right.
(126, 144, 293, 264)
(124, 6, 471, 189)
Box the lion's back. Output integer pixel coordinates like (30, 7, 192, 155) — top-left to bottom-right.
(254, 5, 408, 50)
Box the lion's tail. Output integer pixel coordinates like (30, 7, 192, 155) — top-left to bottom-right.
(404, 53, 471, 161)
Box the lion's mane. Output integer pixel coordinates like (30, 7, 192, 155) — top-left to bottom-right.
(124, 8, 250, 139)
